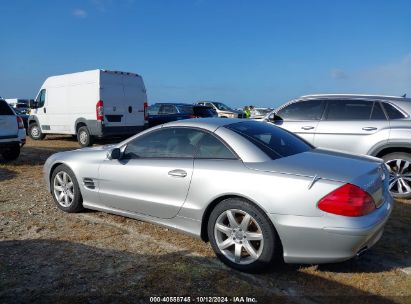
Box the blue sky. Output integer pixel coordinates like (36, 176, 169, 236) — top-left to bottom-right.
(0, 0, 410, 108)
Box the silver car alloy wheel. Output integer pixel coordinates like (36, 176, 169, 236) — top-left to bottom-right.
(385, 159, 411, 195)
(214, 209, 264, 265)
(53, 171, 75, 207)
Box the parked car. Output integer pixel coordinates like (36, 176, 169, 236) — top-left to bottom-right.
(0, 98, 26, 160)
(28, 69, 148, 147)
(195, 101, 245, 118)
(14, 108, 29, 130)
(148, 103, 217, 127)
(264, 94, 411, 198)
(44, 118, 392, 273)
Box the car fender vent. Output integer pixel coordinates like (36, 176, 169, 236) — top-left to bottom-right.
(83, 178, 95, 189)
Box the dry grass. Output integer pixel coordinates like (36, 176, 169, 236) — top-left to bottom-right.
(0, 137, 410, 303)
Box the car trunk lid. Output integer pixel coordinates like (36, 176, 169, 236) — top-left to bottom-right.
(245, 148, 387, 208)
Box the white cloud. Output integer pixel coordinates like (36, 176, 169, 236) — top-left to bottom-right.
(73, 9, 87, 18)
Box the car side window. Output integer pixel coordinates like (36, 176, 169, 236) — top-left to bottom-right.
(276, 100, 325, 120)
(159, 104, 177, 115)
(124, 128, 201, 159)
(381, 103, 406, 119)
(195, 133, 237, 159)
(148, 104, 160, 115)
(36, 89, 46, 108)
(370, 102, 386, 120)
(325, 100, 373, 120)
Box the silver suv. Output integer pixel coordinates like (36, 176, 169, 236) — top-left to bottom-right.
(0, 98, 26, 160)
(265, 94, 411, 198)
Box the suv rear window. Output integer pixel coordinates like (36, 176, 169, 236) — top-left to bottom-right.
(225, 121, 312, 160)
(0, 100, 14, 115)
(381, 103, 406, 119)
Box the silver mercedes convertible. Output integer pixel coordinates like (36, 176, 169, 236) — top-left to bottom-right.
(43, 119, 393, 272)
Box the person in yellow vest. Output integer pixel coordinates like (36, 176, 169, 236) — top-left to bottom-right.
(244, 106, 251, 118)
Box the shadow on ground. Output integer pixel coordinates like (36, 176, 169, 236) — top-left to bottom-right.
(0, 168, 17, 182)
(0, 239, 401, 304)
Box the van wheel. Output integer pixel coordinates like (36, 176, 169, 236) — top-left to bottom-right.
(29, 123, 45, 140)
(1, 144, 20, 161)
(77, 126, 94, 147)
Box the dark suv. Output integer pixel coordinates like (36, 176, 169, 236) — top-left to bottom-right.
(265, 94, 411, 198)
(148, 103, 217, 127)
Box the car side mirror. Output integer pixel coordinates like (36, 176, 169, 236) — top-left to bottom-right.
(107, 148, 121, 160)
(268, 113, 283, 123)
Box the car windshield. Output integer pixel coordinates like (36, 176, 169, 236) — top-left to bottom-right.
(225, 121, 312, 160)
(214, 102, 232, 111)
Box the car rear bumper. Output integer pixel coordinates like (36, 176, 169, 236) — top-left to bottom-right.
(0, 140, 22, 151)
(269, 194, 394, 264)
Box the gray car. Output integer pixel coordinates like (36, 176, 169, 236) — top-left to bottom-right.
(43, 118, 393, 272)
(265, 94, 411, 198)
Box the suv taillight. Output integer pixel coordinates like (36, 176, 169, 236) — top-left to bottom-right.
(17, 116, 24, 129)
(318, 183, 376, 217)
(96, 100, 104, 121)
(144, 101, 148, 121)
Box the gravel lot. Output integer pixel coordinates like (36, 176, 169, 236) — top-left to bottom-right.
(1, 137, 410, 303)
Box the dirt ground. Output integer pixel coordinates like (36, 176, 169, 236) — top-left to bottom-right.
(1, 136, 410, 303)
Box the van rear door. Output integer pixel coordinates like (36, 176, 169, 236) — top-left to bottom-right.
(0, 100, 17, 139)
(100, 71, 146, 128)
(123, 74, 146, 126)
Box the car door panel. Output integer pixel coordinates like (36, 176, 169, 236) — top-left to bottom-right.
(273, 120, 319, 144)
(314, 100, 390, 155)
(98, 158, 193, 219)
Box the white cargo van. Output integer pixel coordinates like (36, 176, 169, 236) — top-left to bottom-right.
(28, 69, 148, 146)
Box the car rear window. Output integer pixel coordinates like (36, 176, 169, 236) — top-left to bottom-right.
(225, 121, 312, 160)
(0, 100, 14, 115)
(381, 103, 406, 119)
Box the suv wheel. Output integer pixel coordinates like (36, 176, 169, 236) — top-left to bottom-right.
(1, 144, 20, 161)
(77, 126, 94, 147)
(382, 152, 411, 199)
(208, 198, 281, 273)
(29, 123, 45, 140)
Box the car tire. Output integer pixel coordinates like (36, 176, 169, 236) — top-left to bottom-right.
(1, 144, 20, 161)
(382, 152, 411, 199)
(51, 164, 84, 213)
(29, 123, 45, 140)
(77, 126, 94, 147)
(207, 198, 281, 273)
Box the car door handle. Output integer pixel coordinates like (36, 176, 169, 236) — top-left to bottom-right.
(168, 169, 187, 178)
(43, 107, 46, 113)
(362, 127, 377, 131)
(301, 126, 314, 130)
